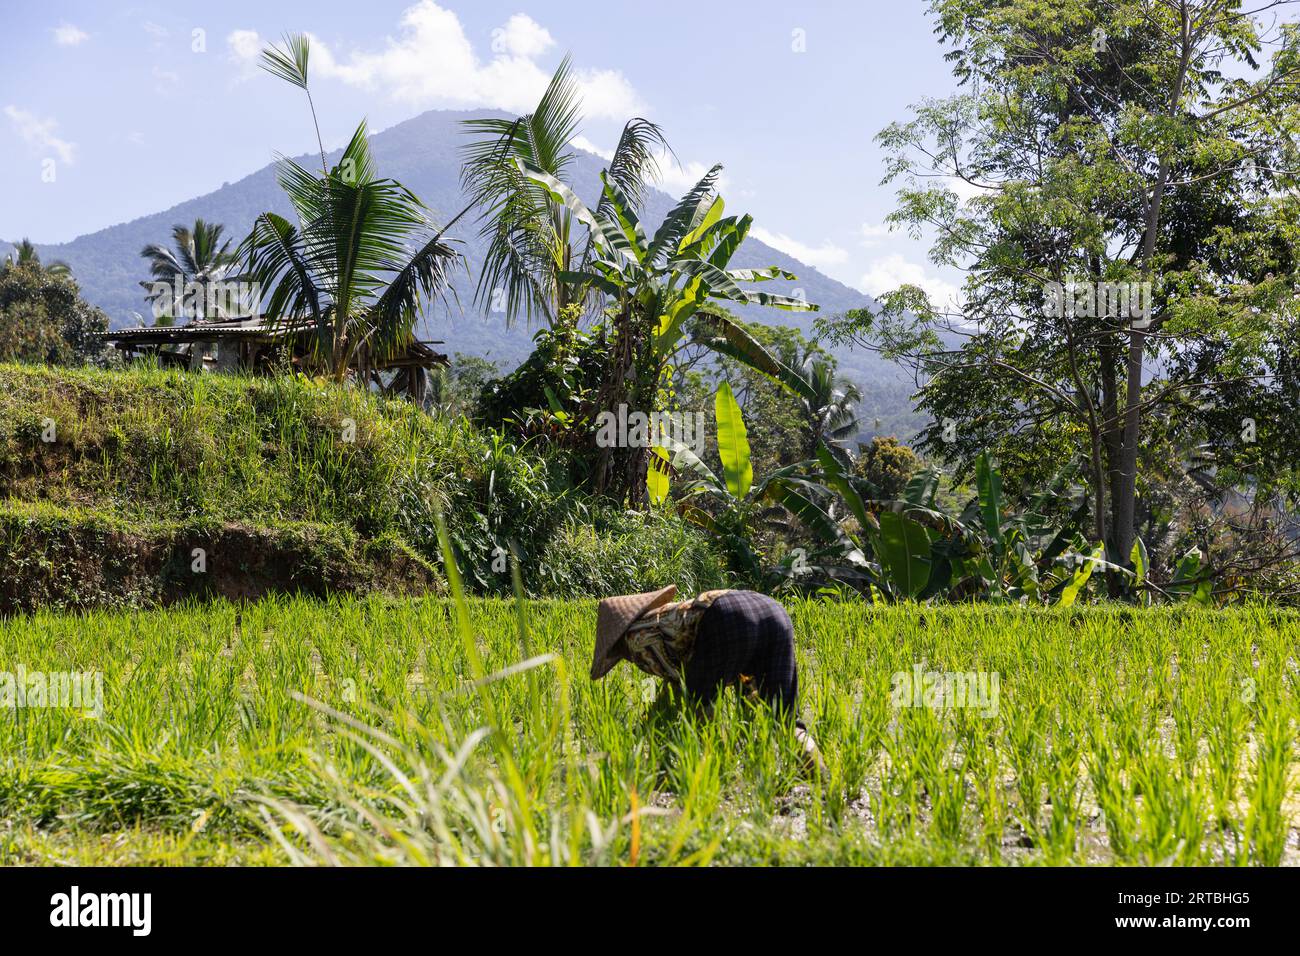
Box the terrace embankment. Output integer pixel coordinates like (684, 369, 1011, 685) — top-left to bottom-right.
(0, 363, 724, 612)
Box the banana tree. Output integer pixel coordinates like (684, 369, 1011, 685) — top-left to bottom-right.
(520, 160, 818, 501)
(815, 448, 1126, 603)
(1169, 546, 1215, 606)
(653, 382, 860, 584)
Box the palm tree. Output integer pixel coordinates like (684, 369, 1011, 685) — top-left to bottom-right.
(139, 220, 240, 324)
(243, 35, 464, 383)
(797, 354, 862, 458)
(3, 239, 70, 277)
(459, 57, 670, 328)
(260, 32, 329, 175)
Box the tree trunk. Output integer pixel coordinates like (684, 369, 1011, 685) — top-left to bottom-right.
(592, 300, 653, 504)
(1113, 7, 1189, 576)
(1114, 150, 1174, 572)
(1099, 339, 1125, 595)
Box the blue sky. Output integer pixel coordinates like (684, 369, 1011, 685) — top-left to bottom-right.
(1, 1, 962, 302)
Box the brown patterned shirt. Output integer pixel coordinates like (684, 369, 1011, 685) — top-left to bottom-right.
(619, 589, 731, 684)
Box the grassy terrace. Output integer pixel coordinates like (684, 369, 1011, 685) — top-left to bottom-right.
(0, 362, 725, 612)
(1, 598, 1296, 865)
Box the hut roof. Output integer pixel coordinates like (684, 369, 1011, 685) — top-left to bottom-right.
(97, 315, 448, 367)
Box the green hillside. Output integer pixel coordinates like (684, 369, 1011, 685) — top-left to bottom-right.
(0, 363, 725, 613)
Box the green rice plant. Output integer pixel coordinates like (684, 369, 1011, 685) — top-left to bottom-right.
(1005, 700, 1051, 847)
(1238, 696, 1293, 866)
(960, 717, 1005, 862)
(1, 596, 1296, 866)
(1086, 718, 1136, 861)
(1039, 719, 1085, 865)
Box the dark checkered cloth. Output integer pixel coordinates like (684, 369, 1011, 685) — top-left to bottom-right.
(683, 590, 798, 716)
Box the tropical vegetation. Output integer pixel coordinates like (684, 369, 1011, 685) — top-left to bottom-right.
(820, 0, 1300, 602)
(0, 4, 1298, 873)
(139, 219, 242, 324)
(0, 244, 109, 366)
(243, 34, 466, 385)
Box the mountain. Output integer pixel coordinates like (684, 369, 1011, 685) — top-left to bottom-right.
(10, 108, 925, 437)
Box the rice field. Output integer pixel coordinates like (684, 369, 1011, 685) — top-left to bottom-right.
(0, 595, 1297, 866)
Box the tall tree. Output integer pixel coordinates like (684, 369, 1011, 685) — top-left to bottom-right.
(822, 0, 1300, 590)
(0, 256, 109, 365)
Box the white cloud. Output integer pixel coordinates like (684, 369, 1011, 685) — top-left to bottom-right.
(570, 135, 614, 161)
(859, 222, 893, 246)
(570, 68, 643, 121)
(858, 253, 962, 307)
(569, 138, 724, 202)
(751, 226, 848, 273)
(226, 2, 644, 119)
(143, 21, 169, 40)
(658, 158, 727, 196)
(226, 29, 263, 81)
(53, 23, 89, 47)
(4, 105, 76, 165)
(492, 13, 553, 58)
(228, 29, 261, 62)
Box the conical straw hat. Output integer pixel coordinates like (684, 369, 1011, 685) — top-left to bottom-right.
(590, 585, 678, 679)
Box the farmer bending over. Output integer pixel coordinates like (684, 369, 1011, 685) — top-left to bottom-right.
(590, 586, 823, 773)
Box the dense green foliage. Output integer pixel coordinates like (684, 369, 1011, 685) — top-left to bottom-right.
(471, 312, 607, 451)
(676, 318, 833, 479)
(0, 363, 725, 609)
(660, 383, 1122, 602)
(458, 62, 820, 504)
(821, 0, 1300, 596)
(0, 254, 110, 366)
(519, 158, 818, 502)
